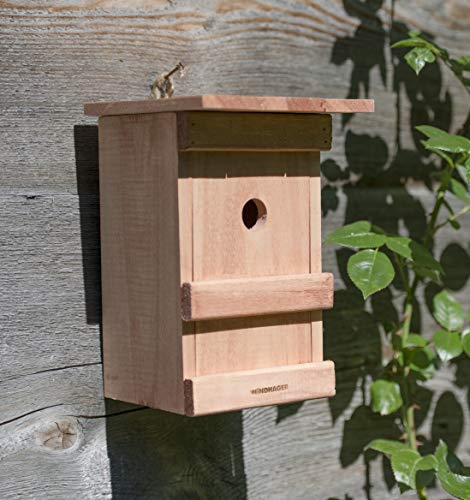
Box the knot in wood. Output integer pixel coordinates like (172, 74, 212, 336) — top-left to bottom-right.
(37, 418, 81, 452)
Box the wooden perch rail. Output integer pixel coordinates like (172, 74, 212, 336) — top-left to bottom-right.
(181, 273, 334, 321)
(184, 361, 336, 416)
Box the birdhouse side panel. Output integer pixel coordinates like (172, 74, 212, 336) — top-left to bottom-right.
(99, 113, 186, 413)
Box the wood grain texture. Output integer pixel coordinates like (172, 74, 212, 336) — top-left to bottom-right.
(185, 361, 335, 416)
(177, 111, 332, 151)
(97, 111, 328, 409)
(85, 95, 374, 116)
(187, 151, 320, 376)
(310, 151, 323, 362)
(1, 0, 470, 498)
(179, 151, 196, 379)
(181, 272, 334, 321)
(99, 113, 185, 413)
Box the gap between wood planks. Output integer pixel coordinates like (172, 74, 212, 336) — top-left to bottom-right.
(0, 361, 102, 384)
(0, 402, 149, 427)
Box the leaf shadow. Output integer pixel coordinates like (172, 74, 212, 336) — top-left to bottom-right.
(320, 1, 469, 498)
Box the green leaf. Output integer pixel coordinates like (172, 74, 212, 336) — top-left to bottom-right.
(436, 441, 470, 500)
(392, 36, 432, 50)
(424, 143, 455, 166)
(405, 47, 436, 75)
(391, 450, 437, 490)
(456, 156, 470, 185)
(347, 249, 395, 299)
(386, 236, 442, 272)
(445, 448, 470, 476)
(433, 290, 465, 331)
(412, 264, 442, 284)
(433, 329, 463, 362)
(392, 38, 425, 49)
(325, 221, 386, 249)
(462, 328, 470, 357)
(415, 455, 438, 489)
(391, 449, 421, 489)
(408, 346, 437, 380)
(449, 178, 469, 202)
(385, 236, 413, 258)
(366, 439, 410, 456)
(392, 32, 447, 59)
(455, 55, 470, 71)
(370, 379, 403, 416)
(417, 125, 470, 154)
(416, 455, 438, 471)
(405, 334, 428, 348)
(412, 240, 441, 270)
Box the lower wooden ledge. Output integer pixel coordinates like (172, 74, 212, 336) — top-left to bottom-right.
(184, 361, 335, 416)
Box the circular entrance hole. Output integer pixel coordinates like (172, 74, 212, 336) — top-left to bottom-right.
(242, 198, 267, 230)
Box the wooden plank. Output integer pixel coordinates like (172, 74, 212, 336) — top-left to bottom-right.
(99, 112, 185, 414)
(310, 160, 324, 362)
(181, 273, 333, 321)
(178, 150, 196, 379)
(184, 361, 335, 416)
(189, 151, 318, 376)
(85, 95, 374, 117)
(0, 195, 102, 380)
(177, 111, 332, 151)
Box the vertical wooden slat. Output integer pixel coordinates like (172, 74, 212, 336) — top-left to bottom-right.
(309, 151, 324, 362)
(99, 112, 185, 413)
(178, 158, 196, 378)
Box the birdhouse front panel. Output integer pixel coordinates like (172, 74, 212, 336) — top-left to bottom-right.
(85, 95, 374, 416)
(182, 150, 320, 377)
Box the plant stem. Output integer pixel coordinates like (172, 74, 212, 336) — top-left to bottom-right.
(400, 168, 450, 452)
(401, 301, 424, 500)
(402, 301, 412, 344)
(397, 155, 456, 500)
(405, 159, 455, 301)
(417, 486, 427, 500)
(401, 301, 418, 447)
(406, 404, 417, 450)
(396, 163, 452, 499)
(433, 204, 470, 233)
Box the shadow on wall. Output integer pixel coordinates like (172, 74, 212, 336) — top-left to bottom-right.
(103, 400, 246, 499)
(73, 125, 247, 500)
(280, 0, 470, 499)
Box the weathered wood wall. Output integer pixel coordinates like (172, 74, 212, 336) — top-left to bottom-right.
(1, 1, 469, 498)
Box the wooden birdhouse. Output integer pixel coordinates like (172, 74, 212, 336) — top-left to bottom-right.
(85, 95, 374, 416)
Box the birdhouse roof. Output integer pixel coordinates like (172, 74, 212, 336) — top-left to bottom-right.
(85, 94, 374, 117)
